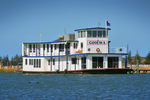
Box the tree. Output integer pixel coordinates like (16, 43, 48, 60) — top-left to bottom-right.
(0, 56, 2, 62)
(2, 55, 9, 66)
(128, 50, 132, 64)
(146, 51, 150, 61)
(11, 54, 22, 66)
(134, 50, 141, 64)
(144, 52, 150, 64)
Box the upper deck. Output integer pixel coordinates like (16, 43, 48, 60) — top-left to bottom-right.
(22, 27, 128, 57)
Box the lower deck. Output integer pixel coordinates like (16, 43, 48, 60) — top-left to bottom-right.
(23, 54, 125, 73)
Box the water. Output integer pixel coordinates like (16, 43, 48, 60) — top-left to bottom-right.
(0, 73, 150, 100)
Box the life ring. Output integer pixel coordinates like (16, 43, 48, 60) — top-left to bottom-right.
(96, 48, 100, 52)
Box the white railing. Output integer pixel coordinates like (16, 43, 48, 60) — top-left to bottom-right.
(109, 47, 127, 53)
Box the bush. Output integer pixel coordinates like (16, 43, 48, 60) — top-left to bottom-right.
(144, 61, 150, 64)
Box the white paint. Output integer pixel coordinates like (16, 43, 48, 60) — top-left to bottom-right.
(22, 28, 126, 72)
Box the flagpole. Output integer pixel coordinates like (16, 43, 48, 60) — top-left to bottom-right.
(105, 20, 107, 37)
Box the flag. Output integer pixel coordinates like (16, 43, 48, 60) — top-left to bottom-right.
(107, 21, 111, 26)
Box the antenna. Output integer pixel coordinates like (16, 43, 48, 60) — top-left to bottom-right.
(40, 32, 42, 42)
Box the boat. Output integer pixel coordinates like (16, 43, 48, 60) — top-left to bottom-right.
(22, 23, 133, 74)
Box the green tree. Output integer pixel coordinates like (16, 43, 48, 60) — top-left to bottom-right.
(144, 52, 150, 64)
(2, 55, 9, 66)
(128, 50, 132, 64)
(134, 50, 141, 64)
(0, 56, 2, 62)
(146, 51, 150, 61)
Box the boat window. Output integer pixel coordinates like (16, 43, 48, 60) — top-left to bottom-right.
(98, 31, 102, 37)
(60, 44, 64, 52)
(108, 57, 118, 68)
(81, 42, 83, 49)
(25, 59, 28, 65)
(29, 44, 32, 52)
(51, 44, 53, 52)
(81, 57, 86, 69)
(103, 31, 106, 37)
(78, 32, 81, 38)
(39, 59, 41, 68)
(53, 59, 55, 65)
(87, 31, 91, 37)
(47, 44, 49, 52)
(72, 58, 76, 64)
(48, 60, 50, 65)
(93, 31, 97, 37)
(92, 57, 103, 68)
(73, 43, 75, 49)
(81, 31, 83, 38)
(54, 44, 57, 50)
(83, 31, 85, 37)
(43, 44, 45, 50)
(33, 59, 41, 68)
(33, 44, 35, 53)
(74, 43, 77, 49)
(29, 59, 33, 65)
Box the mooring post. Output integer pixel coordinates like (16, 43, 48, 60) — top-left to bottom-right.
(137, 60, 139, 74)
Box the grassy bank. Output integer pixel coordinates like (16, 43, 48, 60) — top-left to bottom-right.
(0, 68, 17, 73)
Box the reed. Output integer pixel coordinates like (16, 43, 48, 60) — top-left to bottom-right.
(0, 67, 17, 73)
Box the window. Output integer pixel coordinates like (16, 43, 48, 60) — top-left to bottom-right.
(81, 42, 83, 49)
(92, 57, 103, 68)
(60, 44, 64, 52)
(54, 44, 57, 50)
(93, 31, 97, 37)
(25, 59, 28, 65)
(81, 57, 86, 69)
(48, 60, 50, 65)
(43, 44, 45, 50)
(53, 59, 55, 65)
(98, 31, 102, 37)
(39, 59, 41, 68)
(81, 31, 83, 38)
(34, 59, 41, 68)
(78, 32, 81, 38)
(108, 57, 118, 68)
(72, 58, 78, 64)
(29, 44, 32, 52)
(73, 43, 76, 49)
(87, 31, 91, 37)
(72, 58, 75, 64)
(29, 59, 33, 65)
(103, 31, 106, 37)
(83, 31, 85, 37)
(51, 45, 53, 52)
(76, 43, 78, 49)
(73, 43, 77, 49)
(47, 44, 49, 52)
(33, 44, 35, 53)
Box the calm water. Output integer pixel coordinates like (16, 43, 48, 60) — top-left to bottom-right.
(0, 73, 150, 100)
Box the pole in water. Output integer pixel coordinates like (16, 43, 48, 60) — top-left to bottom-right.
(137, 60, 139, 74)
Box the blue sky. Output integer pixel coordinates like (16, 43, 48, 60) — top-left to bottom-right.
(0, 0, 150, 59)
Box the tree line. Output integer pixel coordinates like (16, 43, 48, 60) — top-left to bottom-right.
(127, 51, 150, 64)
(0, 54, 22, 66)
